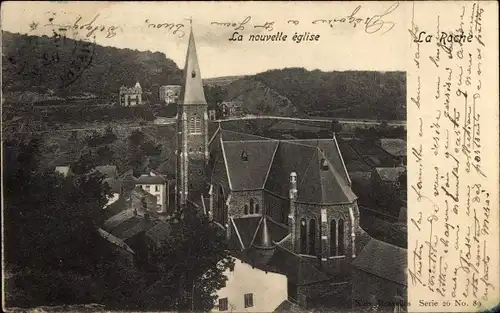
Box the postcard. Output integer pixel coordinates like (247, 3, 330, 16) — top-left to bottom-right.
(1, 1, 498, 312)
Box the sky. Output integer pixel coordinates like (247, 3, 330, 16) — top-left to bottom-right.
(1, 1, 409, 78)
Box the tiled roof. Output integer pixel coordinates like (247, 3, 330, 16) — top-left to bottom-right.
(145, 221, 172, 246)
(102, 208, 157, 240)
(103, 177, 122, 193)
(220, 129, 273, 142)
(98, 228, 135, 254)
(374, 167, 406, 182)
(103, 196, 128, 220)
(135, 175, 166, 184)
(351, 237, 407, 286)
(378, 138, 407, 157)
(215, 128, 356, 204)
(222, 140, 278, 190)
(230, 216, 289, 250)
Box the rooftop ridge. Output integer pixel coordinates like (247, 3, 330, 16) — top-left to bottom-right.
(220, 128, 277, 142)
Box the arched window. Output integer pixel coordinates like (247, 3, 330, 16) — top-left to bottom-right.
(330, 219, 337, 256)
(244, 205, 249, 215)
(249, 199, 255, 214)
(338, 219, 345, 255)
(218, 185, 227, 226)
(255, 203, 260, 214)
(299, 219, 307, 254)
(189, 114, 202, 134)
(308, 219, 316, 256)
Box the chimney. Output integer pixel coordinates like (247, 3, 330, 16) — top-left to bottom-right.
(288, 172, 298, 253)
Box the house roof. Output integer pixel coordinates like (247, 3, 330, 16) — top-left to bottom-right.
(104, 214, 156, 240)
(98, 228, 135, 254)
(135, 174, 166, 184)
(94, 165, 118, 179)
(221, 100, 243, 108)
(103, 177, 122, 193)
(214, 128, 356, 204)
(374, 167, 406, 182)
(351, 238, 407, 286)
(55, 166, 71, 178)
(378, 138, 407, 157)
(145, 221, 173, 246)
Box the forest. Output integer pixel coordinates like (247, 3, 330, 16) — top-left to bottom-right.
(2, 31, 182, 103)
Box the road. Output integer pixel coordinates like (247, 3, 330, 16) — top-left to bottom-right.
(214, 115, 406, 127)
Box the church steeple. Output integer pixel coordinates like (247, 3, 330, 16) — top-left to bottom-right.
(176, 25, 209, 210)
(180, 27, 207, 105)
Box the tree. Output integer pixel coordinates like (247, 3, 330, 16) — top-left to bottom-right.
(147, 206, 234, 311)
(2, 137, 127, 307)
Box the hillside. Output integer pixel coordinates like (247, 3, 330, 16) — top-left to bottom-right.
(224, 77, 297, 116)
(203, 75, 247, 87)
(2, 31, 182, 103)
(217, 68, 406, 120)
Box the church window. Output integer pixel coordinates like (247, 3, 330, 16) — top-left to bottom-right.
(188, 114, 202, 134)
(191, 70, 196, 78)
(218, 185, 227, 226)
(308, 219, 317, 256)
(299, 219, 307, 254)
(255, 203, 260, 214)
(241, 150, 248, 161)
(338, 218, 345, 255)
(330, 219, 337, 256)
(244, 204, 249, 215)
(249, 198, 255, 214)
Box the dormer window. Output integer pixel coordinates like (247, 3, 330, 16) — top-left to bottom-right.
(321, 158, 329, 170)
(241, 150, 248, 162)
(191, 70, 196, 78)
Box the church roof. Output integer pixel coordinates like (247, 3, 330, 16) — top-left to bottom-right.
(229, 216, 289, 250)
(221, 140, 278, 190)
(215, 128, 356, 204)
(351, 237, 407, 286)
(179, 28, 207, 105)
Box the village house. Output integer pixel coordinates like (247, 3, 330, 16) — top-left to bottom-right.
(119, 82, 143, 106)
(376, 138, 407, 166)
(351, 238, 407, 312)
(159, 85, 181, 104)
(135, 171, 169, 213)
(219, 100, 244, 118)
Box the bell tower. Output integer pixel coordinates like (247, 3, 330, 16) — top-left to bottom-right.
(176, 27, 209, 208)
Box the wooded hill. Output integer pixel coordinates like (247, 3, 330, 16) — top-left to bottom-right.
(3, 31, 406, 121)
(215, 68, 406, 120)
(2, 31, 182, 103)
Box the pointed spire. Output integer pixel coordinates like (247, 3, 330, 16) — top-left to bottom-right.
(254, 216, 274, 249)
(134, 81, 141, 89)
(179, 25, 207, 105)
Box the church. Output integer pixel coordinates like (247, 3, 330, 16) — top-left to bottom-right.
(174, 27, 407, 311)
